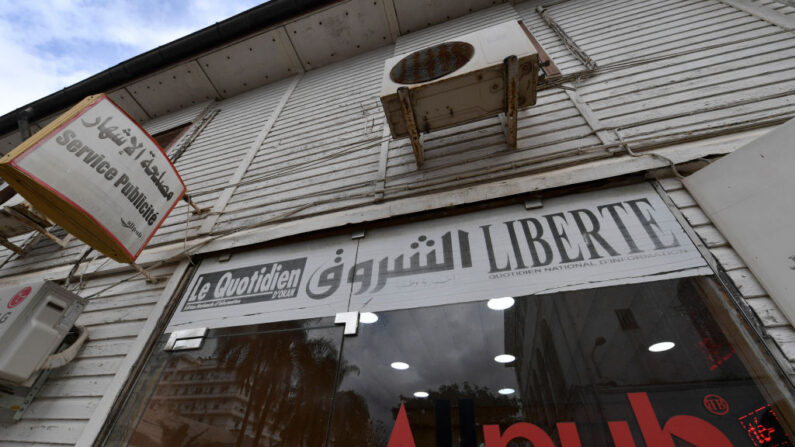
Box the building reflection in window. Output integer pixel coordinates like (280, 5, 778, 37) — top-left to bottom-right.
(328, 277, 791, 446)
(107, 277, 792, 446)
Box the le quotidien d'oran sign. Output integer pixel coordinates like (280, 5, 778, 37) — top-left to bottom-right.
(0, 94, 186, 263)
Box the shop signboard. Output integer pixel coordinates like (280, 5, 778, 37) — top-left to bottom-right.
(167, 183, 710, 332)
(684, 118, 795, 326)
(0, 94, 186, 263)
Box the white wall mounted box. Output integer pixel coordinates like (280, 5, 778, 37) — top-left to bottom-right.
(380, 21, 539, 139)
(0, 280, 85, 387)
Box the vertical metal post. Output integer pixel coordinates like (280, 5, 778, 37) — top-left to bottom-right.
(397, 87, 424, 167)
(504, 56, 519, 149)
(17, 107, 33, 141)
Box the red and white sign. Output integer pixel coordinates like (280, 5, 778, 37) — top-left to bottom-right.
(0, 94, 185, 263)
(7, 286, 31, 309)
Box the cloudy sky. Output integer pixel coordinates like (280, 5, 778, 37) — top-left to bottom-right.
(0, 0, 265, 117)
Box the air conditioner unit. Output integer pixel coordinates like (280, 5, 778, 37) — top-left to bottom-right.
(0, 281, 86, 422)
(380, 21, 539, 165)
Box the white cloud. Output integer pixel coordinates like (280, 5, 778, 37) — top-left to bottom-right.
(0, 0, 263, 117)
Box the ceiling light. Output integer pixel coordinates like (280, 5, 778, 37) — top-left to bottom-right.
(494, 354, 516, 363)
(360, 312, 378, 324)
(391, 361, 410, 370)
(487, 297, 515, 310)
(413, 391, 429, 398)
(498, 388, 515, 395)
(648, 341, 675, 352)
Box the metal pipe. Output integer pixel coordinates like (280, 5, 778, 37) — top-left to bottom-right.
(17, 106, 33, 141)
(536, 6, 597, 71)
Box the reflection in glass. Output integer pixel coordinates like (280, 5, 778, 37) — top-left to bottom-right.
(648, 341, 676, 352)
(360, 312, 379, 324)
(109, 320, 344, 446)
(487, 297, 515, 311)
(327, 277, 793, 446)
(494, 354, 516, 364)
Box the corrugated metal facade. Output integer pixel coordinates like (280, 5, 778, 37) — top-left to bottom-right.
(0, 0, 793, 444)
(0, 264, 178, 446)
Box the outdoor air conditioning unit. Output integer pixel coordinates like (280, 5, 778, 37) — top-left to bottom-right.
(380, 21, 539, 166)
(0, 280, 86, 422)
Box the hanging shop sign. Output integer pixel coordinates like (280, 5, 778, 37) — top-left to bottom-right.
(167, 183, 710, 331)
(684, 118, 795, 326)
(0, 94, 186, 263)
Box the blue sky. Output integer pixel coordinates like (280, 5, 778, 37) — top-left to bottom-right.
(0, 0, 265, 117)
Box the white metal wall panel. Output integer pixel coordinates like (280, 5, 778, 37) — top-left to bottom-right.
(148, 79, 296, 246)
(394, 3, 519, 54)
(548, 0, 795, 145)
(0, 231, 85, 279)
(211, 46, 394, 234)
(514, 0, 587, 75)
(382, 88, 603, 199)
(756, 0, 795, 16)
(141, 100, 211, 136)
(658, 177, 795, 378)
(0, 264, 176, 446)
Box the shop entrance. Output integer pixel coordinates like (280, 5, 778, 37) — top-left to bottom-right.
(104, 277, 793, 446)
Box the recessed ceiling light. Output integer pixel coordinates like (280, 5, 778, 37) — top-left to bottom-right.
(413, 391, 429, 398)
(494, 354, 516, 363)
(391, 361, 410, 370)
(487, 297, 515, 310)
(648, 341, 675, 352)
(360, 312, 378, 324)
(498, 388, 515, 395)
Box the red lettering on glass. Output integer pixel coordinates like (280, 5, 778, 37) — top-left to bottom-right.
(608, 421, 637, 447)
(704, 394, 730, 416)
(738, 405, 786, 446)
(390, 392, 736, 447)
(748, 424, 775, 444)
(387, 403, 417, 447)
(627, 392, 733, 447)
(482, 422, 556, 447)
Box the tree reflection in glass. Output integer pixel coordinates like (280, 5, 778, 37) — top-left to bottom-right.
(126, 321, 347, 447)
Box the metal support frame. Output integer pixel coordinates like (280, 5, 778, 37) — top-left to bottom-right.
(4, 207, 71, 248)
(518, 20, 562, 81)
(335, 312, 360, 335)
(503, 55, 519, 149)
(397, 87, 424, 167)
(164, 327, 208, 351)
(536, 6, 597, 71)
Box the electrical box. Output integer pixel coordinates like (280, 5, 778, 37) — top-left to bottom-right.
(0, 281, 84, 387)
(380, 21, 539, 138)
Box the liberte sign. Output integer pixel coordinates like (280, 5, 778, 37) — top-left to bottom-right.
(0, 94, 185, 263)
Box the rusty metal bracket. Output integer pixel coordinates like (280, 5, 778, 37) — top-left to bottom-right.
(397, 87, 424, 167)
(518, 20, 561, 81)
(0, 235, 24, 255)
(503, 55, 519, 149)
(4, 207, 72, 248)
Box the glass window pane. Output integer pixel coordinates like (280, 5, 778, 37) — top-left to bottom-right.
(104, 319, 342, 446)
(328, 277, 793, 446)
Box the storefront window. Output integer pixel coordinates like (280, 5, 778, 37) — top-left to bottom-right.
(327, 277, 792, 446)
(104, 277, 793, 446)
(104, 318, 344, 446)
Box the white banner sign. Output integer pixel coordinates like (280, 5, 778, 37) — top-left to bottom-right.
(167, 183, 709, 332)
(9, 95, 185, 261)
(684, 118, 795, 325)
